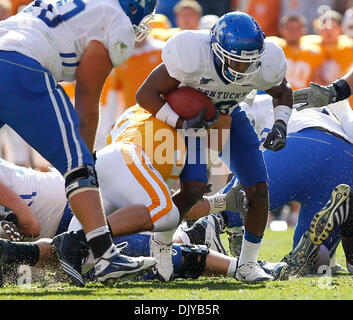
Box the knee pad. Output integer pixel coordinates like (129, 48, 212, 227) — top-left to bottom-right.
(64, 165, 99, 199)
(175, 244, 209, 279)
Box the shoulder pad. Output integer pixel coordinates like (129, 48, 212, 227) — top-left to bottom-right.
(162, 30, 205, 77)
(107, 21, 135, 67)
(260, 40, 287, 87)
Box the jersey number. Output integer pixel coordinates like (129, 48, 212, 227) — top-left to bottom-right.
(33, 0, 85, 28)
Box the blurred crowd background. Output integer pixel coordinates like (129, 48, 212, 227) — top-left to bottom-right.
(1, 0, 353, 229)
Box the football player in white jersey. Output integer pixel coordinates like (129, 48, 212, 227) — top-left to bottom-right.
(0, 158, 67, 240)
(182, 93, 353, 278)
(136, 11, 294, 281)
(0, 0, 158, 284)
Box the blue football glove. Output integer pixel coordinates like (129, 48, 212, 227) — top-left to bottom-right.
(263, 121, 287, 151)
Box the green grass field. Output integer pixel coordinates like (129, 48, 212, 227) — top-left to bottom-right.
(1, 227, 353, 301)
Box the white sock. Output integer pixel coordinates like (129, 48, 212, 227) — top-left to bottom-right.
(238, 238, 261, 265)
(153, 228, 176, 244)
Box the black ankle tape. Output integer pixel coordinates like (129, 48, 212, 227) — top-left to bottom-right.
(87, 232, 113, 259)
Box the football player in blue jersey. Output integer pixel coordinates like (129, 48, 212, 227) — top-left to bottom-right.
(0, 0, 158, 284)
(136, 11, 293, 282)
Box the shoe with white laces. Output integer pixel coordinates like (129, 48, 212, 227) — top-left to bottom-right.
(95, 245, 156, 284)
(235, 262, 274, 282)
(149, 235, 173, 282)
(310, 184, 351, 245)
(182, 215, 228, 255)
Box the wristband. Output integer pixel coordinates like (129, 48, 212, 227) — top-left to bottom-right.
(333, 79, 352, 102)
(155, 102, 180, 128)
(205, 194, 227, 214)
(273, 105, 292, 125)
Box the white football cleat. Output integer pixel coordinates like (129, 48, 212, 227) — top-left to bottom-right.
(149, 235, 173, 282)
(235, 262, 274, 282)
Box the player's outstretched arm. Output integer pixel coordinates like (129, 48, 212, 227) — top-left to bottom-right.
(294, 79, 352, 110)
(0, 180, 40, 238)
(75, 40, 113, 152)
(294, 67, 353, 110)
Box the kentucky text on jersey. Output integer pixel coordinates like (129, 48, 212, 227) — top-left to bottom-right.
(196, 88, 249, 101)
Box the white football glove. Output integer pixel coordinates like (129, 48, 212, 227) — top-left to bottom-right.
(225, 184, 248, 218)
(294, 82, 337, 110)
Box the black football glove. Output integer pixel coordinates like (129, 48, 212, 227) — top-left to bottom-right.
(182, 108, 219, 131)
(263, 121, 287, 151)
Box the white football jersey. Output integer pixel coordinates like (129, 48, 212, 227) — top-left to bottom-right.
(0, 159, 67, 239)
(240, 94, 353, 150)
(162, 30, 287, 115)
(0, 0, 135, 82)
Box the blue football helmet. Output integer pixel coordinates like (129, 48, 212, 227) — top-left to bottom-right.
(210, 11, 265, 84)
(119, 0, 157, 42)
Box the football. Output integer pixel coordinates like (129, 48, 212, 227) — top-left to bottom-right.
(165, 86, 217, 121)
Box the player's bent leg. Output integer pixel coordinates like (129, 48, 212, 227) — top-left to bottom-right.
(310, 184, 351, 245)
(63, 165, 154, 285)
(96, 142, 181, 282)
